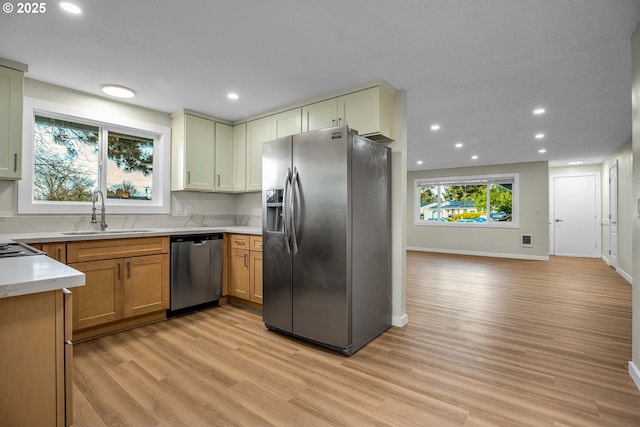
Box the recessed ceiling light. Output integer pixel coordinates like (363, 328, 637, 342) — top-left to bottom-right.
(430, 124, 440, 131)
(535, 133, 545, 139)
(568, 161, 584, 165)
(416, 160, 423, 165)
(471, 155, 478, 160)
(60, 2, 82, 14)
(227, 92, 239, 100)
(538, 149, 547, 154)
(533, 108, 546, 115)
(455, 142, 463, 148)
(101, 84, 135, 99)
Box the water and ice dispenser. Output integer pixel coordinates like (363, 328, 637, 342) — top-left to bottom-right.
(265, 189, 284, 232)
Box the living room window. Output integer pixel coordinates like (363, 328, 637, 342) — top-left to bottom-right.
(19, 97, 170, 214)
(414, 173, 519, 227)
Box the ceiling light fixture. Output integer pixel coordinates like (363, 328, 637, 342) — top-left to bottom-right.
(417, 160, 423, 165)
(538, 149, 547, 154)
(227, 92, 239, 100)
(568, 161, 584, 165)
(471, 155, 478, 160)
(455, 142, 463, 148)
(60, 2, 82, 14)
(430, 124, 440, 131)
(101, 84, 135, 99)
(535, 133, 545, 139)
(533, 108, 546, 115)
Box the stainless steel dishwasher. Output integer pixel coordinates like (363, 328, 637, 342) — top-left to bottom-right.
(169, 233, 223, 315)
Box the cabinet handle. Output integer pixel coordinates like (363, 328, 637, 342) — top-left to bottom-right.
(235, 240, 245, 246)
(13, 153, 17, 172)
(57, 248, 62, 261)
(331, 119, 336, 126)
(187, 171, 191, 184)
(127, 262, 131, 278)
(217, 174, 221, 187)
(117, 263, 121, 280)
(244, 253, 248, 267)
(65, 340, 73, 345)
(338, 117, 343, 125)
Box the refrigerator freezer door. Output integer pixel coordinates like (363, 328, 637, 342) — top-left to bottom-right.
(291, 127, 351, 350)
(262, 135, 294, 333)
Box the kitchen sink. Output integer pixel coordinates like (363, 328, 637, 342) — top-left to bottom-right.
(61, 229, 152, 236)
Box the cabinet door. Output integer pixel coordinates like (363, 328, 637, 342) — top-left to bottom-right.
(337, 87, 380, 136)
(249, 250, 263, 304)
(272, 108, 302, 138)
(70, 260, 124, 330)
(302, 98, 338, 132)
(0, 291, 61, 426)
(123, 254, 169, 318)
(0, 65, 23, 180)
(184, 114, 215, 191)
(42, 242, 66, 263)
(230, 248, 250, 299)
(246, 116, 272, 191)
(232, 123, 247, 192)
(215, 122, 234, 191)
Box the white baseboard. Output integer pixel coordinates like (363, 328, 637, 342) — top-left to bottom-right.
(629, 361, 640, 393)
(617, 268, 633, 285)
(392, 313, 408, 327)
(406, 247, 549, 261)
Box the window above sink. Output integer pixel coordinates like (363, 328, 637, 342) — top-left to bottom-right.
(18, 97, 171, 215)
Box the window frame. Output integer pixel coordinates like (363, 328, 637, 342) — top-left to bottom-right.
(19, 96, 171, 215)
(414, 173, 519, 228)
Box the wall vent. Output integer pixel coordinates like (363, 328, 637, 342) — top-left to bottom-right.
(521, 234, 533, 248)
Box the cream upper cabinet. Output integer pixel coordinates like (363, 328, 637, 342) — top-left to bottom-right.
(302, 86, 395, 141)
(171, 112, 215, 191)
(302, 98, 339, 132)
(0, 65, 24, 180)
(214, 122, 234, 191)
(246, 116, 272, 192)
(232, 123, 247, 192)
(271, 108, 302, 138)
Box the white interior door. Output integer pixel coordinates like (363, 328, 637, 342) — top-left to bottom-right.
(609, 162, 618, 268)
(553, 174, 599, 257)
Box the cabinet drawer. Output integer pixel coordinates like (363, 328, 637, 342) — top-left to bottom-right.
(67, 237, 169, 263)
(230, 234, 250, 250)
(249, 236, 262, 252)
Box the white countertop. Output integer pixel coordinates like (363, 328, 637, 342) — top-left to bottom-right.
(0, 226, 261, 299)
(0, 255, 85, 299)
(0, 226, 262, 244)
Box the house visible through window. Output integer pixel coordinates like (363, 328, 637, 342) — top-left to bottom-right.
(415, 173, 518, 227)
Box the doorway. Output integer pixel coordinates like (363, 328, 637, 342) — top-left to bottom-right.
(550, 173, 601, 257)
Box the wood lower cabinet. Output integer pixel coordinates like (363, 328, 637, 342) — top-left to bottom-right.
(0, 289, 73, 427)
(67, 237, 169, 340)
(31, 242, 66, 263)
(228, 234, 263, 306)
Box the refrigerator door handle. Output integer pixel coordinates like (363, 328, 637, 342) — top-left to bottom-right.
(283, 168, 292, 253)
(291, 167, 300, 254)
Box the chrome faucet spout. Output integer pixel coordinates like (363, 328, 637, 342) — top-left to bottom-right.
(91, 190, 108, 231)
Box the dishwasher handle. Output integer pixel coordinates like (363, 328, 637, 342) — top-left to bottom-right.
(171, 233, 223, 244)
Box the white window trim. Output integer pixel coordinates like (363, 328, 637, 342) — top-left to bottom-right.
(19, 96, 171, 215)
(414, 173, 519, 228)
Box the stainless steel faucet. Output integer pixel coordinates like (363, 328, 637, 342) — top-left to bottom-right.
(91, 190, 108, 231)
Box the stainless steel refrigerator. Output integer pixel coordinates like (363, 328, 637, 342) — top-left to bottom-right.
(262, 126, 391, 356)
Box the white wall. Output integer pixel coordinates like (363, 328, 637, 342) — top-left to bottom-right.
(600, 140, 633, 282)
(407, 161, 550, 259)
(631, 22, 640, 389)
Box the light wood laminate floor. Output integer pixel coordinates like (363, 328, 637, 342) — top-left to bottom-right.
(73, 252, 640, 426)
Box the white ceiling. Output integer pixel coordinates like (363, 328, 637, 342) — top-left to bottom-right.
(1, 1, 639, 171)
